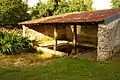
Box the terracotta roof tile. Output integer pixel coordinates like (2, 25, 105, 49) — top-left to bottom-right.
(19, 8, 120, 25)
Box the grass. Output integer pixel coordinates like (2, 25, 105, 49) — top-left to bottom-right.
(0, 58, 120, 80)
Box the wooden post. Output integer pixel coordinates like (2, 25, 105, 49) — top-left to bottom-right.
(54, 24, 57, 54)
(73, 24, 77, 55)
(22, 25, 26, 37)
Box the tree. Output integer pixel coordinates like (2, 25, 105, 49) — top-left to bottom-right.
(30, 0, 93, 19)
(111, 0, 120, 8)
(84, 0, 93, 10)
(68, 0, 87, 12)
(68, 0, 93, 12)
(30, 1, 48, 19)
(0, 0, 30, 25)
(30, 0, 59, 19)
(54, 0, 93, 15)
(49, 0, 70, 15)
(30, 0, 53, 19)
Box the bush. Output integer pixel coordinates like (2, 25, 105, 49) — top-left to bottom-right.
(0, 26, 22, 36)
(0, 31, 31, 54)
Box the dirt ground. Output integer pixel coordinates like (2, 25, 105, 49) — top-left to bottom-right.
(0, 53, 58, 68)
(0, 50, 119, 68)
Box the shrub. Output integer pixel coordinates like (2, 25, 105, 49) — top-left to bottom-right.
(0, 31, 31, 54)
(0, 26, 22, 36)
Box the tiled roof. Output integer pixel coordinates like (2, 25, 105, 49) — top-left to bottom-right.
(19, 8, 120, 25)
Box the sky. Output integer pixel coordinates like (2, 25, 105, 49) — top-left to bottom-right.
(92, 0, 112, 10)
(28, 0, 112, 10)
(28, 0, 39, 7)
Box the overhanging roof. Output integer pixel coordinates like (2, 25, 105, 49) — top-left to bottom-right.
(18, 8, 120, 25)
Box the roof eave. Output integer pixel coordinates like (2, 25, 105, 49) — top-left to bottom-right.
(18, 21, 100, 26)
(103, 12, 120, 25)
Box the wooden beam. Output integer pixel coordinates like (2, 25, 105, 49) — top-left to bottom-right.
(73, 24, 77, 55)
(54, 24, 57, 54)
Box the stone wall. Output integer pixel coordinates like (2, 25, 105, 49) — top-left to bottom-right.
(23, 24, 98, 46)
(23, 24, 67, 43)
(66, 24, 98, 47)
(77, 24, 98, 46)
(97, 19, 120, 60)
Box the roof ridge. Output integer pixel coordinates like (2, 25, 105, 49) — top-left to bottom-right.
(18, 8, 120, 25)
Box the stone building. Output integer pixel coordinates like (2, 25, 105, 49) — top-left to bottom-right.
(19, 8, 120, 61)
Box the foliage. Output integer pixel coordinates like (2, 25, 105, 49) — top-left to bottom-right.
(0, 0, 31, 25)
(30, 0, 93, 19)
(68, 0, 87, 12)
(0, 31, 31, 54)
(53, 0, 70, 15)
(83, 0, 93, 10)
(111, 0, 120, 8)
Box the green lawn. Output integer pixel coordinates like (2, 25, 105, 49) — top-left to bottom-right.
(0, 58, 120, 80)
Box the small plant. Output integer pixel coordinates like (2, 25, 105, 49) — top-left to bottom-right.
(0, 31, 31, 54)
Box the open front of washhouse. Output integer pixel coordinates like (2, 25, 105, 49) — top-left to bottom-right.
(19, 8, 120, 61)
